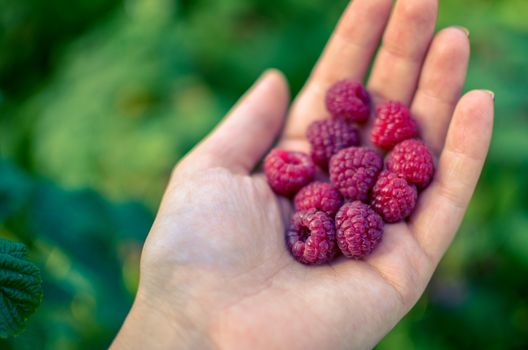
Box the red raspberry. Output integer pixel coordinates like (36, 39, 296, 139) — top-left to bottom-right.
(294, 182, 344, 217)
(371, 101, 418, 149)
(335, 201, 384, 259)
(307, 119, 360, 169)
(329, 147, 383, 202)
(386, 139, 435, 188)
(286, 209, 337, 265)
(264, 149, 316, 196)
(326, 80, 370, 123)
(371, 171, 417, 223)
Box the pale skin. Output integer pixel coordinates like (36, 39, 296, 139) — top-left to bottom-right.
(111, 0, 494, 349)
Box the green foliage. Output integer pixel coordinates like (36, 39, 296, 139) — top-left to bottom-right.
(0, 162, 151, 349)
(0, 0, 527, 348)
(0, 0, 121, 94)
(0, 239, 42, 338)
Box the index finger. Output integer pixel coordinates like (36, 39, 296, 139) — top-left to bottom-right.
(282, 0, 393, 142)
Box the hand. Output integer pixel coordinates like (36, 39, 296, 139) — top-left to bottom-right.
(112, 0, 494, 349)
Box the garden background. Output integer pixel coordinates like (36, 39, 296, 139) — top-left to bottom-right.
(1, 0, 527, 348)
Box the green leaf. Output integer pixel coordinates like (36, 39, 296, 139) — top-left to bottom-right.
(0, 239, 42, 338)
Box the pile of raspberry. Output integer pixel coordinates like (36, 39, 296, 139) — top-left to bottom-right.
(264, 79, 435, 265)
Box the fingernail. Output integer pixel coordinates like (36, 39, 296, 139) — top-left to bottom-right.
(484, 90, 495, 101)
(453, 26, 470, 38)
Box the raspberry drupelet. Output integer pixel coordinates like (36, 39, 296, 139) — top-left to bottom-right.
(371, 171, 418, 223)
(326, 80, 370, 123)
(335, 201, 384, 259)
(329, 147, 383, 202)
(371, 101, 418, 149)
(386, 139, 435, 188)
(286, 209, 337, 265)
(294, 182, 344, 217)
(307, 119, 360, 169)
(264, 149, 316, 197)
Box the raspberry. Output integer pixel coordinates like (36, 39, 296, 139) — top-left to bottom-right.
(264, 149, 316, 196)
(286, 209, 337, 265)
(335, 201, 384, 259)
(371, 171, 417, 223)
(386, 139, 435, 188)
(329, 147, 383, 202)
(371, 101, 418, 149)
(307, 119, 360, 168)
(326, 80, 370, 123)
(294, 182, 344, 217)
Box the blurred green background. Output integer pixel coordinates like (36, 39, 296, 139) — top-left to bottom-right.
(0, 0, 527, 348)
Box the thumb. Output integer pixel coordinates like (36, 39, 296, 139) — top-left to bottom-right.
(181, 69, 290, 174)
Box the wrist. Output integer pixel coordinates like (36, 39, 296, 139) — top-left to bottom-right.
(111, 289, 216, 350)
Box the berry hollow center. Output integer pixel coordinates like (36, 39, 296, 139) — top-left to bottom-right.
(299, 226, 311, 242)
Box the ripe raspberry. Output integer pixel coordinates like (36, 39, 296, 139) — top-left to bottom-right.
(326, 80, 370, 123)
(307, 119, 360, 168)
(264, 149, 316, 196)
(286, 209, 337, 265)
(386, 139, 435, 188)
(371, 171, 417, 223)
(371, 101, 418, 149)
(294, 182, 344, 217)
(335, 201, 384, 259)
(329, 147, 383, 202)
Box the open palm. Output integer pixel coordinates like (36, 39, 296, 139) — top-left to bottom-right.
(113, 0, 494, 349)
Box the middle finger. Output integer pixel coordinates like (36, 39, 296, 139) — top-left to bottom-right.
(367, 0, 438, 105)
